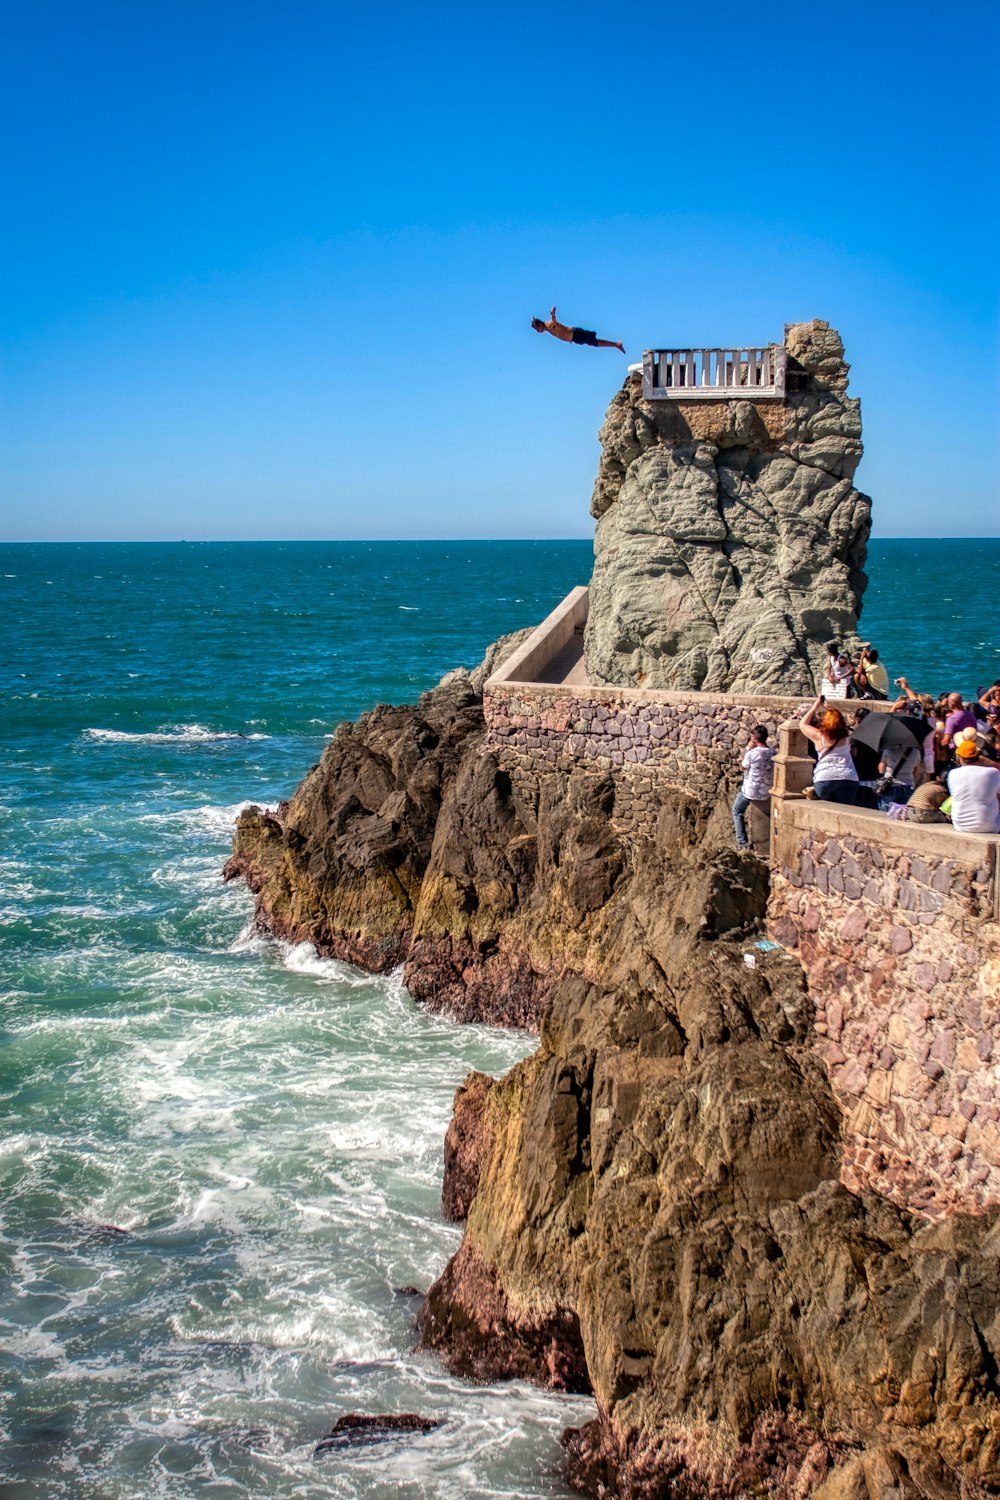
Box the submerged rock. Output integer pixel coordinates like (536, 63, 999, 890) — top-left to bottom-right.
(584, 320, 872, 696)
(313, 1413, 440, 1455)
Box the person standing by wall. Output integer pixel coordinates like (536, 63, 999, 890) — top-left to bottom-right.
(732, 725, 776, 850)
(821, 642, 854, 698)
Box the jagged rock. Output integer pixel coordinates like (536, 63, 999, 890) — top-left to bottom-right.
(421, 855, 1000, 1495)
(584, 320, 872, 695)
(225, 675, 486, 973)
(442, 1071, 496, 1221)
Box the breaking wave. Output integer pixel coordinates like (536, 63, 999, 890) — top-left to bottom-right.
(83, 724, 270, 745)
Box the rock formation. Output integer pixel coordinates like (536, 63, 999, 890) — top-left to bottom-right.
(421, 856, 1000, 1496)
(225, 328, 999, 1493)
(227, 658, 999, 1496)
(584, 321, 872, 696)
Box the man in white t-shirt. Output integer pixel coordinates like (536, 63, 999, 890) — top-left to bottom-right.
(947, 741, 1000, 834)
(732, 725, 776, 849)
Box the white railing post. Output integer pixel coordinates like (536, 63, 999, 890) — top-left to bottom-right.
(773, 345, 787, 398)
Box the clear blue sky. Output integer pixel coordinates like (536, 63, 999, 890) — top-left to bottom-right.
(2, 0, 998, 541)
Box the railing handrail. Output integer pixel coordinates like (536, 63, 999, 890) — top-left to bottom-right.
(642, 342, 788, 402)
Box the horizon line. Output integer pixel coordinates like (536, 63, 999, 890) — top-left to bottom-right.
(2, 534, 1000, 546)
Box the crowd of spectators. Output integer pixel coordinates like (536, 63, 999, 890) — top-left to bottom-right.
(731, 645, 1000, 847)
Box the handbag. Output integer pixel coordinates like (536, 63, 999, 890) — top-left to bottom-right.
(872, 748, 909, 797)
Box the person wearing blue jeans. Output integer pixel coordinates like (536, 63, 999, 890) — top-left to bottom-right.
(732, 725, 776, 849)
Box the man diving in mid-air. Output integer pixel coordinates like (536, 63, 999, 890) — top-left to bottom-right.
(531, 306, 625, 353)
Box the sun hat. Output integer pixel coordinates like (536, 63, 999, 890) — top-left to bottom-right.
(956, 740, 979, 759)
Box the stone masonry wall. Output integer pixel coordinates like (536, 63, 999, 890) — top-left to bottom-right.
(483, 682, 802, 837)
(768, 802, 1000, 1217)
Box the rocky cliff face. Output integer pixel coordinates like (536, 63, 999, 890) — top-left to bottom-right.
(226, 660, 765, 1031)
(584, 321, 872, 696)
(227, 660, 999, 1497)
(421, 858, 1000, 1497)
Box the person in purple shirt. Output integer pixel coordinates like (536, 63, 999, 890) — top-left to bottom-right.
(940, 692, 977, 757)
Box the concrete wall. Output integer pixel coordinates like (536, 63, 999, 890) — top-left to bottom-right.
(769, 798, 1000, 1216)
(489, 586, 589, 686)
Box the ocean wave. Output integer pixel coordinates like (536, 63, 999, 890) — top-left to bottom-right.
(279, 941, 372, 986)
(137, 800, 258, 836)
(83, 724, 270, 745)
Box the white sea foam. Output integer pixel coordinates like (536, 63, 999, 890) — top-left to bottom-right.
(278, 940, 370, 985)
(83, 724, 270, 745)
(138, 800, 257, 836)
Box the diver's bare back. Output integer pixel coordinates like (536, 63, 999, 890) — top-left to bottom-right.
(531, 306, 625, 353)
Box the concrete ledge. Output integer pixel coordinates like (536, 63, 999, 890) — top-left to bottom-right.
(492, 679, 810, 715)
(771, 796, 1000, 865)
(771, 797, 1000, 924)
(486, 586, 589, 688)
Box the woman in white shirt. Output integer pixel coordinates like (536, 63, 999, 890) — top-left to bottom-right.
(800, 697, 864, 805)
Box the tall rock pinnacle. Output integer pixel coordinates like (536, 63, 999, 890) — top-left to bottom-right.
(583, 320, 872, 696)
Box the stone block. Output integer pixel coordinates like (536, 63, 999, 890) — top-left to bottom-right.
(836, 1059, 868, 1096)
(840, 909, 867, 941)
(890, 926, 913, 955)
(887, 1015, 908, 1048)
(929, 1031, 956, 1067)
(866, 1070, 893, 1107)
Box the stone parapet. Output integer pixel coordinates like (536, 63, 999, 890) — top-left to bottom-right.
(768, 797, 1000, 1216)
(484, 680, 803, 837)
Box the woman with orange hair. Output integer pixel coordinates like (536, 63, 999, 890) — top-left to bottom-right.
(800, 696, 865, 805)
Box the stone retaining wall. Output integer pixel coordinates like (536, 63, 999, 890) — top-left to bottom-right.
(768, 798, 1000, 1217)
(483, 683, 802, 837)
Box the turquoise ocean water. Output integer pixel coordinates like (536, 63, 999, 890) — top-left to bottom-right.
(2, 538, 999, 1499)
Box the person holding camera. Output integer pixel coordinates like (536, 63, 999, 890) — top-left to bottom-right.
(732, 725, 776, 850)
(800, 696, 865, 804)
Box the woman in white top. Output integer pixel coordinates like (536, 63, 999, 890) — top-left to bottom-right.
(800, 697, 864, 805)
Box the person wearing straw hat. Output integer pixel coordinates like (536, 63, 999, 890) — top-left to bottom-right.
(946, 740, 1000, 834)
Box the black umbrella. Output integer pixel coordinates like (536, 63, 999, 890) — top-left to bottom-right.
(851, 712, 931, 757)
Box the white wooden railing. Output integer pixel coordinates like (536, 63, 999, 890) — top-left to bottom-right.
(642, 344, 787, 401)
